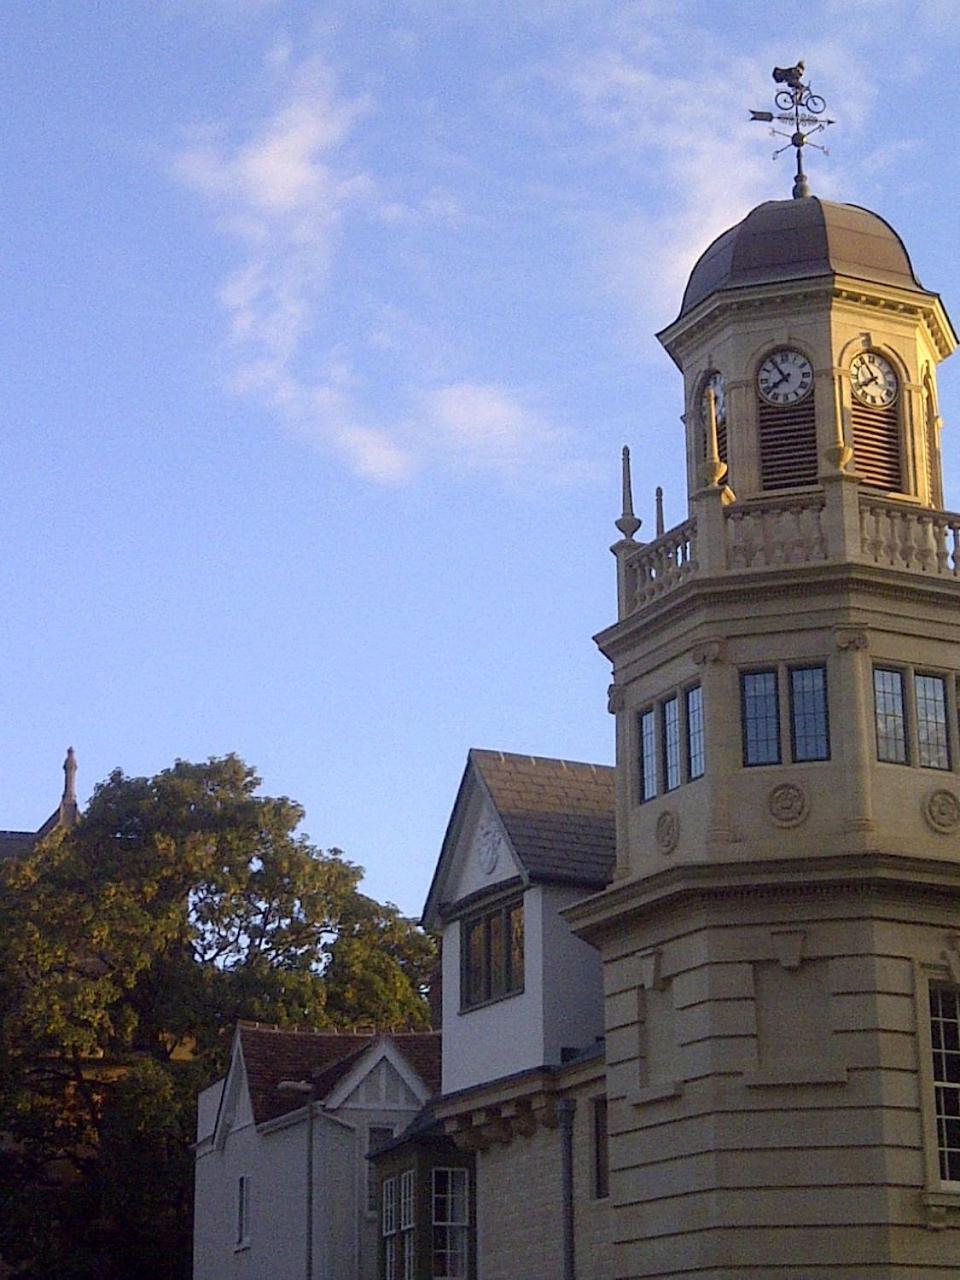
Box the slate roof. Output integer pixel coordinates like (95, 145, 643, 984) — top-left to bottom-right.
(470, 749, 615, 888)
(0, 830, 39, 861)
(236, 1023, 442, 1125)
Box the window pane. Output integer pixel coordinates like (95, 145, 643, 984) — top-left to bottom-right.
(663, 696, 680, 791)
(742, 671, 780, 765)
(383, 1177, 397, 1235)
(489, 909, 505, 998)
(686, 685, 705, 780)
(639, 709, 657, 801)
(790, 666, 829, 761)
(507, 901, 524, 993)
(593, 1097, 609, 1199)
(916, 673, 950, 769)
(931, 986, 960, 1182)
(874, 668, 907, 763)
(465, 918, 486, 1006)
(400, 1170, 415, 1229)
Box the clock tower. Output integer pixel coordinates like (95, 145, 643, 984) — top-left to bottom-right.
(567, 176, 960, 1271)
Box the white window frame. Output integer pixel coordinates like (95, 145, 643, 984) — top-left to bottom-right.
(431, 1167, 469, 1280)
(915, 961, 960, 1227)
(382, 1175, 398, 1280)
(235, 1173, 251, 1251)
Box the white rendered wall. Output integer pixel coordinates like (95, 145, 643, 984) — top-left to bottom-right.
(441, 899, 545, 1094)
(539, 883, 605, 1064)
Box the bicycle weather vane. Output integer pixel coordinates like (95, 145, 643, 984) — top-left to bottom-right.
(750, 61, 834, 199)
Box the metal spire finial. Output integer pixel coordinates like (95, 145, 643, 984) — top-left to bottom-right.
(62, 746, 77, 804)
(750, 61, 834, 198)
(615, 446, 641, 541)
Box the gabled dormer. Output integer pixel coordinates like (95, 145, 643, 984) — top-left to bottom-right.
(422, 749, 614, 1094)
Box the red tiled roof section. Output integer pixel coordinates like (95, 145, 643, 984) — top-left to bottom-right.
(238, 1024, 441, 1124)
(470, 749, 615, 887)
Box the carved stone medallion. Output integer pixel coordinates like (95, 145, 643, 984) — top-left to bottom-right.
(476, 822, 503, 873)
(768, 783, 808, 827)
(924, 789, 960, 834)
(656, 810, 679, 854)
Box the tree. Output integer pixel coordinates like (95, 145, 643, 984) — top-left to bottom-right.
(0, 755, 434, 1279)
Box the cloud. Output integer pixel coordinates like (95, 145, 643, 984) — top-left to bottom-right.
(425, 382, 565, 477)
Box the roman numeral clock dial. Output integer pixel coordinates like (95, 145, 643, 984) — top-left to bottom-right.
(850, 351, 899, 407)
(757, 349, 814, 404)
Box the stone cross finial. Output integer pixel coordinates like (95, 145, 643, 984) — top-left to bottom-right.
(615, 446, 641, 540)
(62, 746, 77, 804)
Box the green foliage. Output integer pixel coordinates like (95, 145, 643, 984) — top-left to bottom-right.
(0, 756, 435, 1279)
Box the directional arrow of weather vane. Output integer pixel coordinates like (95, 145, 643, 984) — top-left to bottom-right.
(750, 60, 835, 199)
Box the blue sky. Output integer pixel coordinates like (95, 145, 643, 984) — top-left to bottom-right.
(4, 0, 960, 915)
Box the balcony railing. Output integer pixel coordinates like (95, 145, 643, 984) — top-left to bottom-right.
(618, 487, 960, 618)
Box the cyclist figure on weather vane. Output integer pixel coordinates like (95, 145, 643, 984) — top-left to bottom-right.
(750, 60, 834, 199)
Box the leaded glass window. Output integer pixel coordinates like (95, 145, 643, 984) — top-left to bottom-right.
(916, 673, 950, 770)
(931, 986, 960, 1182)
(662, 696, 680, 791)
(874, 668, 908, 763)
(638, 708, 657, 801)
(686, 685, 704, 780)
(790, 666, 829, 762)
(742, 671, 780, 765)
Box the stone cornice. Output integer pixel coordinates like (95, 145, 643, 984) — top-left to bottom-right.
(659, 275, 957, 366)
(563, 851, 960, 944)
(595, 559, 960, 663)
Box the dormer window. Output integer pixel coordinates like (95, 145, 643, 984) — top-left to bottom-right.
(756, 348, 818, 490)
(850, 351, 903, 491)
(461, 898, 524, 1010)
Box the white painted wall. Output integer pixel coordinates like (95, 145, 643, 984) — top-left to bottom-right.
(539, 883, 605, 1064)
(441, 894, 545, 1094)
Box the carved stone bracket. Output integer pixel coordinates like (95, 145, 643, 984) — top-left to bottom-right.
(692, 639, 724, 666)
(771, 928, 805, 970)
(834, 628, 869, 651)
(636, 948, 665, 992)
(607, 683, 626, 715)
(656, 810, 679, 854)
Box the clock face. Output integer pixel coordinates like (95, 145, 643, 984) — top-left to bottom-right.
(757, 349, 814, 405)
(699, 371, 726, 427)
(850, 351, 898, 407)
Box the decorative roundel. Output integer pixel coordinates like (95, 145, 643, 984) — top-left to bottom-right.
(924, 789, 960, 835)
(757, 349, 814, 405)
(476, 822, 502, 874)
(850, 351, 899, 408)
(768, 783, 808, 828)
(699, 370, 727, 428)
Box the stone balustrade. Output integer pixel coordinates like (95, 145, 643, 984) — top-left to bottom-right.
(618, 487, 960, 617)
(624, 520, 697, 607)
(859, 497, 960, 576)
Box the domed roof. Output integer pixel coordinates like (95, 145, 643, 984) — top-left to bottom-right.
(678, 197, 925, 319)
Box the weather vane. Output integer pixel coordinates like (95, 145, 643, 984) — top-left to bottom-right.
(750, 61, 834, 199)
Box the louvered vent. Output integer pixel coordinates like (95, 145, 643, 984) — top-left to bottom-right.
(758, 397, 818, 490)
(851, 400, 902, 491)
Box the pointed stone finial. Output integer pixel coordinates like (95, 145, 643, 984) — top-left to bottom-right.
(615, 446, 641, 540)
(63, 747, 77, 804)
(702, 388, 728, 488)
(655, 486, 665, 538)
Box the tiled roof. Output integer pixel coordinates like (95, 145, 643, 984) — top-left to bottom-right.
(237, 1023, 442, 1125)
(471, 749, 615, 888)
(0, 830, 39, 860)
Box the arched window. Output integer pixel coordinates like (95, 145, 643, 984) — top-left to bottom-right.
(849, 350, 902, 492)
(756, 349, 817, 490)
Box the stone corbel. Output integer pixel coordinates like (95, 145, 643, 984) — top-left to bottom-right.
(533, 1096, 559, 1129)
(692, 640, 724, 666)
(607, 683, 626, 715)
(635, 948, 666, 991)
(834, 628, 868, 651)
(941, 936, 960, 984)
(500, 1100, 537, 1139)
(771, 928, 805, 970)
